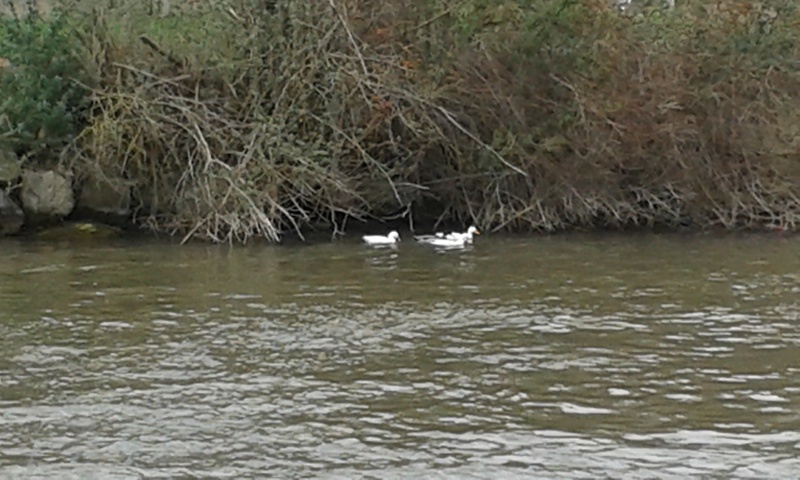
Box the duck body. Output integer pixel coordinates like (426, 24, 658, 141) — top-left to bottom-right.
(362, 230, 401, 245)
(415, 226, 480, 246)
(444, 226, 480, 244)
(412, 232, 447, 243)
(422, 236, 469, 248)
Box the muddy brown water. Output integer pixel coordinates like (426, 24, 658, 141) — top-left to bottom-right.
(1, 232, 799, 478)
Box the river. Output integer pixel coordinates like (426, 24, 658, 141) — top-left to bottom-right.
(1, 232, 799, 478)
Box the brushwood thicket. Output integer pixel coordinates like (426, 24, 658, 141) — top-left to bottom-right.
(1, 0, 799, 242)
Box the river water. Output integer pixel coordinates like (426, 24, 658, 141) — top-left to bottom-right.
(1, 232, 799, 479)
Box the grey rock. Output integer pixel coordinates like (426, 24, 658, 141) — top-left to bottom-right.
(20, 169, 75, 217)
(76, 177, 132, 225)
(0, 148, 21, 187)
(0, 189, 24, 235)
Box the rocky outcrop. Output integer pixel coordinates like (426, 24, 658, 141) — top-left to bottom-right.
(0, 148, 21, 187)
(20, 169, 75, 218)
(75, 177, 131, 226)
(0, 190, 24, 235)
(0, 149, 24, 235)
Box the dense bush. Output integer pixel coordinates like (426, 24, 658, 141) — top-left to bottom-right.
(0, 7, 88, 158)
(8, 0, 800, 241)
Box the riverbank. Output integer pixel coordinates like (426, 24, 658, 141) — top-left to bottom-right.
(1, 0, 798, 243)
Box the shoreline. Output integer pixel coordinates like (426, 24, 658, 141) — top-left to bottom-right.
(8, 218, 794, 247)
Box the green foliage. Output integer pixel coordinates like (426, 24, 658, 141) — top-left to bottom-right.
(450, 0, 607, 68)
(0, 9, 88, 157)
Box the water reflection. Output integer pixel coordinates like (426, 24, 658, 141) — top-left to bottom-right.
(1, 233, 799, 478)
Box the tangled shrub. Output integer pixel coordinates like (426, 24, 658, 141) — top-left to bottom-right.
(58, 0, 800, 242)
(403, 0, 800, 231)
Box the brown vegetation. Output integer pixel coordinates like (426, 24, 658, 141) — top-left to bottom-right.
(21, 0, 800, 241)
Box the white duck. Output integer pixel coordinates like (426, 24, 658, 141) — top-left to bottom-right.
(421, 235, 470, 248)
(362, 230, 401, 246)
(445, 226, 481, 244)
(415, 226, 481, 245)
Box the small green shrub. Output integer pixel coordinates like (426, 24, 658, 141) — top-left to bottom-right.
(0, 9, 88, 157)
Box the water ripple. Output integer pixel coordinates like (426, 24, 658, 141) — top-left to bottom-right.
(1, 236, 800, 478)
